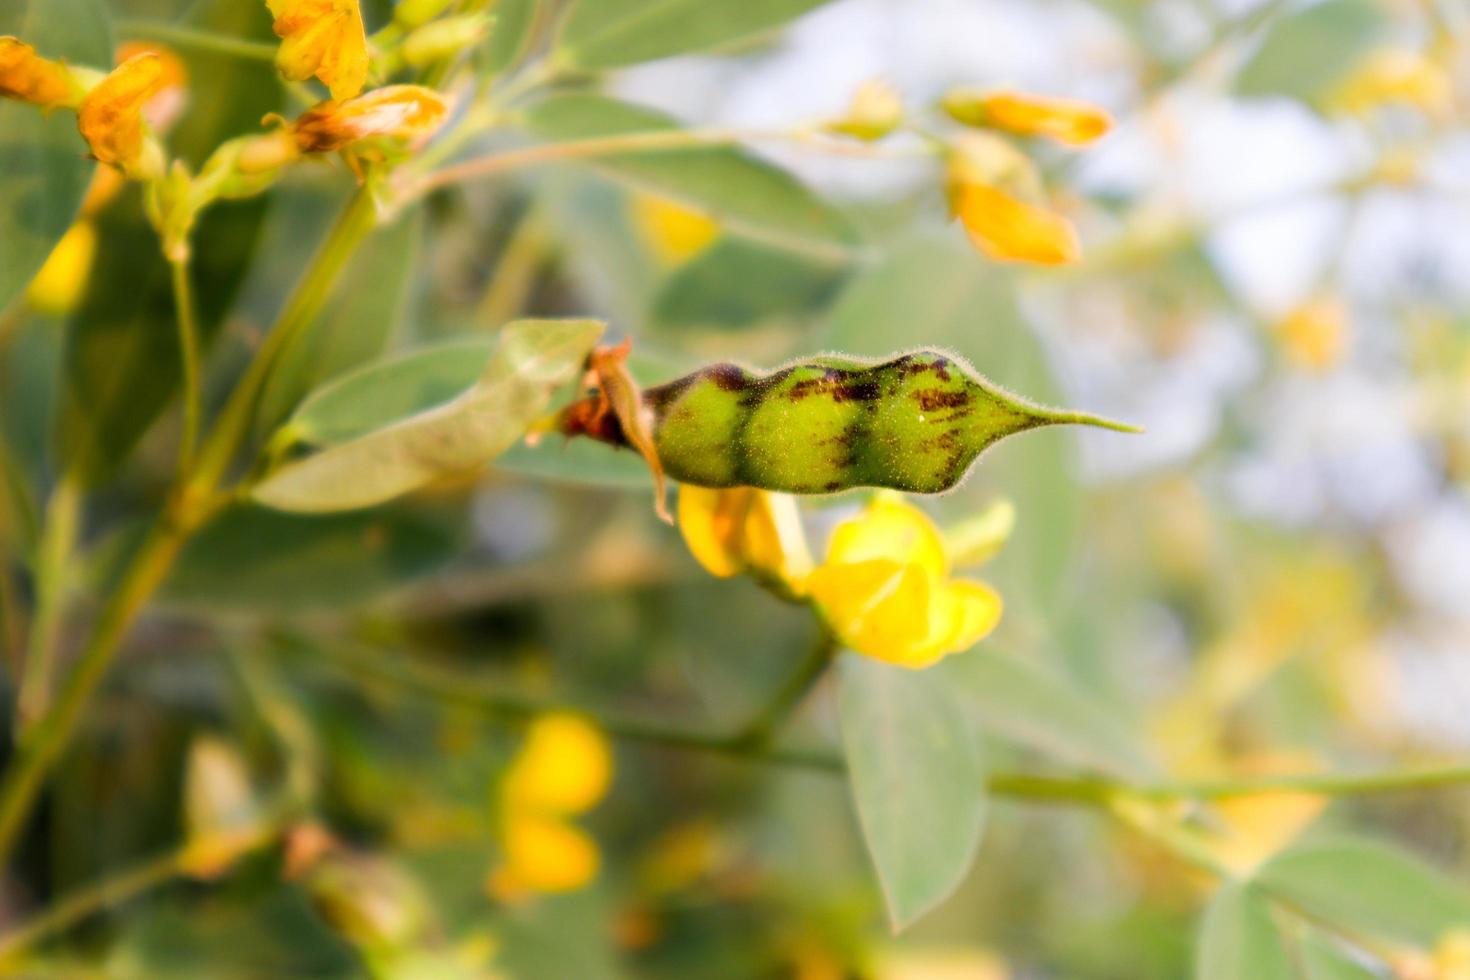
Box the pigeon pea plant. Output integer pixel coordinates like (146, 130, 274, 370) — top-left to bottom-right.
(1, 0, 1469, 976)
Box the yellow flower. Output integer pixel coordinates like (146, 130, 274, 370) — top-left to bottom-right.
(289, 84, 448, 154)
(0, 36, 78, 109)
(491, 812, 601, 897)
(631, 193, 720, 266)
(677, 485, 813, 594)
(115, 41, 189, 131)
(26, 222, 98, 317)
(77, 52, 166, 179)
(946, 134, 1079, 266)
(1332, 48, 1453, 119)
(267, 0, 369, 101)
(951, 181, 1079, 266)
(1436, 930, 1470, 980)
(1275, 296, 1348, 371)
(806, 497, 1002, 668)
(825, 78, 904, 142)
(501, 713, 612, 816)
(944, 87, 1112, 146)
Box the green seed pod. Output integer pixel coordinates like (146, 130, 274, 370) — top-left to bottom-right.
(560, 348, 1138, 495)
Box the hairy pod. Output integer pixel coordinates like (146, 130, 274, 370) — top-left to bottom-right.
(560, 349, 1137, 495)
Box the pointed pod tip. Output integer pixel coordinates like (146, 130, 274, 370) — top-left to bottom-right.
(1029, 406, 1144, 435)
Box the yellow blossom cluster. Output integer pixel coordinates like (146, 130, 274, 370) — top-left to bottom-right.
(488, 713, 613, 899)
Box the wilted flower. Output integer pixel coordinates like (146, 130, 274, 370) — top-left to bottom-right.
(943, 87, 1112, 146)
(288, 84, 448, 154)
(0, 36, 78, 109)
(825, 78, 904, 142)
(267, 0, 369, 100)
(677, 485, 813, 595)
(806, 496, 1003, 668)
(946, 133, 1080, 265)
(78, 52, 166, 179)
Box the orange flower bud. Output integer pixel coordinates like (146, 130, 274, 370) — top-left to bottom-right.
(943, 88, 1112, 146)
(0, 36, 78, 109)
(289, 84, 448, 154)
(77, 52, 166, 179)
(267, 0, 369, 101)
(950, 182, 1080, 265)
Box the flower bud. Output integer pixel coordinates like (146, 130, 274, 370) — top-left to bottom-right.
(402, 14, 494, 67)
(942, 87, 1112, 146)
(393, 0, 459, 30)
(824, 78, 903, 141)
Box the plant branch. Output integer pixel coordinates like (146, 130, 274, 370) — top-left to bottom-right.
(115, 20, 279, 62)
(170, 259, 202, 479)
(729, 630, 836, 749)
(14, 475, 81, 735)
(302, 641, 1470, 805)
(0, 192, 380, 868)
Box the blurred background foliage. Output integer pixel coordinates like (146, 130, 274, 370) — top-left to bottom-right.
(2, 0, 1470, 977)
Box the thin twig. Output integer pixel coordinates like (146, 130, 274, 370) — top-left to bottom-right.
(170, 259, 203, 479)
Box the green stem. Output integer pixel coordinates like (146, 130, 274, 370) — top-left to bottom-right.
(114, 20, 279, 62)
(186, 189, 377, 501)
(306, 641, 1470, 804)
(0, 849, 184, 961)
(15, 476, 82, 735)
(170, 259, 202, 480)
(730, 630, 836, 748)
(0, 192, 380, 869)
(408, 125, 916, 202)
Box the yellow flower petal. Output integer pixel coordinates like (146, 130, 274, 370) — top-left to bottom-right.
(502, 713, 612, 817)
(498, 813, 601, 894)
(923, 579, 1003, 661)
(948, 89, 1112, 146)
(677, 485, 812, 590)
(807, 558, 934, 665)
(952, 182, 1079, 266)
(631, 193, 719, 266)
(0, 36, 77, 109)
(290, 84, 448, 154)
(268, 0, 368, 100)
(115, 41, 189, 131)
(26, 221, 97, 317)
(825, 497, 948, 580)
(1274, 296, 1348, 371)
(78, 53, 166, 179)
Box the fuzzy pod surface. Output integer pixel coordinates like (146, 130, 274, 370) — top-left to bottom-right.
(562, 349, 1137, 495)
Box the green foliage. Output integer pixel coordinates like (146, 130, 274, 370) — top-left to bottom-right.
(1194, 882, 1294, 980)
(1256, 837, 1470, 947)
(521, 94, 857, 258)
(838, 653, 987, 930)
(1235, 0, 1385, 106)
(651, 237, 851, 334)
(556, 0, 833, 69)
(255, 319, 603, 512)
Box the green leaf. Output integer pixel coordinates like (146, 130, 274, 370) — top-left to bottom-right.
(935, 647, 1153, 778)
(838, 653, 987, 931)
(164, 504, 458, 613)
(558, 0, 832, 69)
(0, 0, 110, 312)
(483, 0, 538, 75)
(255, 319, 603, 513)
(652, 237, 850, 333)
(1298, 931, 1379, 980)
(255, 205, 425, 436)
(1257, 836, 1470, 947)
(1195, 882, 1294, 980)
(521, 95, 856, 259)
(1235, 0, 1385, 106)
